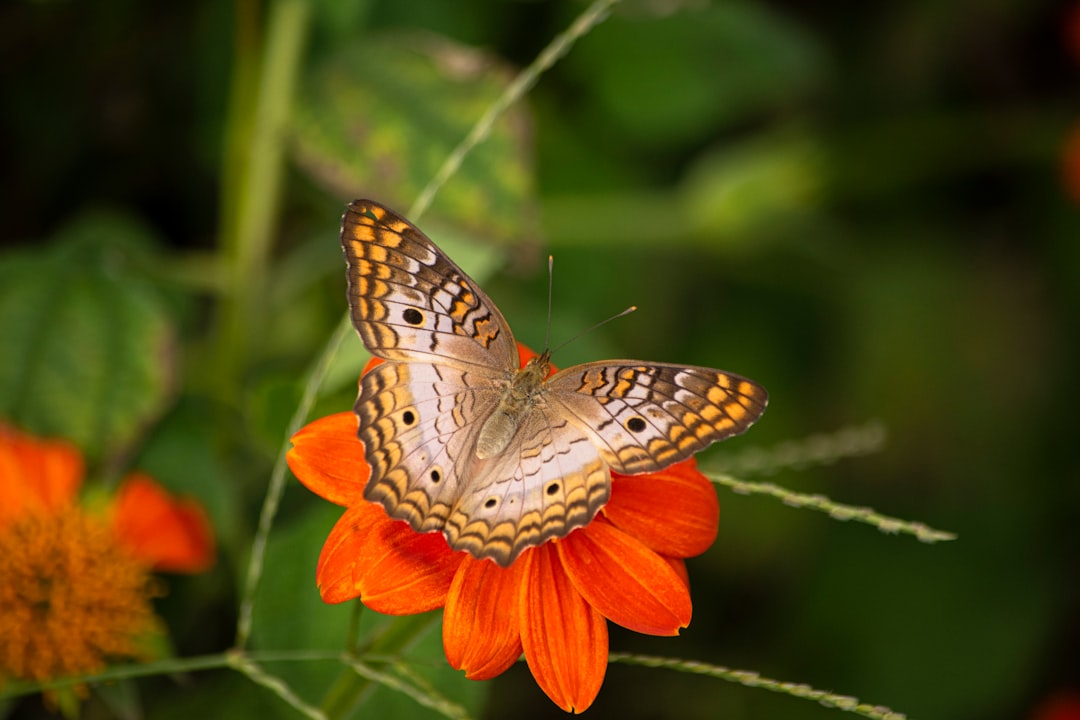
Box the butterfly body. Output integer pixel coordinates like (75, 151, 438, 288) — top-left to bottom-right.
(342, 200, 768, 566)
(476, 352, 551, 459)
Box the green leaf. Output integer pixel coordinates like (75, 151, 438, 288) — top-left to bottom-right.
(248, 500, 354, 706)
(564, 2, 825, 147)
(680, 130, 825, 245)
(0, 211, 175, 463)
(251, 500, 351, 650)
(292, 33, 538, 249)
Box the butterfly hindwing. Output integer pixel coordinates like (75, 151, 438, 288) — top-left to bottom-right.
(544, 361, 769, 475)
(341, 200, 519, 373)
(443, 407, 609, 566)
(356, 360, 502, 535)
(356, 360, 609, 566)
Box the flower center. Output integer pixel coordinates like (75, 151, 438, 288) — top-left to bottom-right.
(0, 506, 161, 684)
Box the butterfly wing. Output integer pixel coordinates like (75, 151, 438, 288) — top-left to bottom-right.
(543, 361, 768, 475)
(358, 360, 609, 566)
(442, 407, 609, 566)
(357, 360, 501, 535)
(341, 199, 519, 373)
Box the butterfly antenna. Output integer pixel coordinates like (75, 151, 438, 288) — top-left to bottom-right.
(545, 255, 554, 352)
(550, 305, 638, 356)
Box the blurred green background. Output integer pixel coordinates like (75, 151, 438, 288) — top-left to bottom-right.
(2, 0, 1078, 718)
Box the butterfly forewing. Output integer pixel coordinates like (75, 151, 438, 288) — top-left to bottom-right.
(544, 362, 768, 475)
(341, 200, 519, 373)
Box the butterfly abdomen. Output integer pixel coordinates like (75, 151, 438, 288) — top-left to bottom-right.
(474, 355, 550, 460)
(475, 410, 517, 459)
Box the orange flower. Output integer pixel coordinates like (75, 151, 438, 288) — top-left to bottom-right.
(288, 346, 719, 712)
(0, 424, 215, 691)
(111, 472, 216, 573)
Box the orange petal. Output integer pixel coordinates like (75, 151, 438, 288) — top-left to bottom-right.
(0, 424, 82, 524)
(317, 504, 461, 613)
(664, 556, 690, 588)
(111, 472, 215, 573)
(519, 544, 608, 713)
(558, 519, 691, 636)
(443, 555, 525, 680)
(316, 504, 380, 603)
(362, 356, 384, 373)
(603, 458, 719, 558)
(516, 343, 558, 375)
(288, 412, 369, 506)
(517, 343, 538, 367)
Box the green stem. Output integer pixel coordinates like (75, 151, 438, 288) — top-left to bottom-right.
(234, 316, 353, 648)
(410, 0, 621, 220)
(214, 0, 310, 404)
(705, 471, 957, 543)
(345, 597, 365, 651)
(321, 613, 440, 720)
(609, 653, 909, 720)
(226, 0, 311, 652)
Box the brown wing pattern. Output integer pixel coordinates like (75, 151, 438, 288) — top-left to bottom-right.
(340, 199, 518, 373)
(544, 361, 768, 475)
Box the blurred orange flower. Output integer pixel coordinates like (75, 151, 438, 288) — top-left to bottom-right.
(1066, 2, 1080, 66)
(1064, 4, 1080, 205)
(0, 424, 214, 692)
(288, 345, 719, 712)
(1064, 123, 1080, 205)
(1032, 690, 1080, 720)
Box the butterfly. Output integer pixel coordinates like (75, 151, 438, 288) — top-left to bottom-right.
(340, 199, 768, 566)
